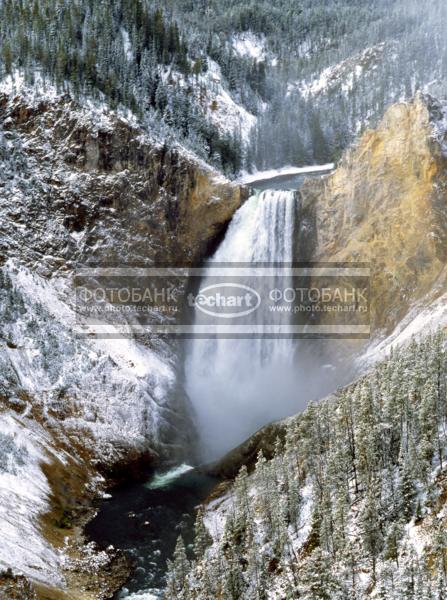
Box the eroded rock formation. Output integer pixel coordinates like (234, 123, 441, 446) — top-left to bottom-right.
(0, 92, 245, 271)
(298, 93, 447, 334)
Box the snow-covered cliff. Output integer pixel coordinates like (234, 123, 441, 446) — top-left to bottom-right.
(0, 84, 246, 595)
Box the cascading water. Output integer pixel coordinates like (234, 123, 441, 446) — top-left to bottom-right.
(185, 190, 303, 460)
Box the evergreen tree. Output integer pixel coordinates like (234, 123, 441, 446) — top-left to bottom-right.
(193, 506, 212, 561)
(165, 535, 190, 599)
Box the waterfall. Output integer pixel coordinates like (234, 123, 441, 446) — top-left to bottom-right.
(185, 190, 302, 460)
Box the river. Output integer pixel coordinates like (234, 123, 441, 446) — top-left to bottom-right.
(86, 465, 218, 599)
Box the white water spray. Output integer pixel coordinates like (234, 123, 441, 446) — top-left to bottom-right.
(185, 190, 303, 460)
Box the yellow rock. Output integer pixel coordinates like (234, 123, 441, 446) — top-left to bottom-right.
(302, 94, 447, 333)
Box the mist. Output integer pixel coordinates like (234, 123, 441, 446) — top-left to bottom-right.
(185, 337, 357, 461)
(183, 188, 362, 461)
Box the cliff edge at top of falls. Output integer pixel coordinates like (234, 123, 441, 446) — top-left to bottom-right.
(298, 92, 447, 336)
(0, 86, 247, 597)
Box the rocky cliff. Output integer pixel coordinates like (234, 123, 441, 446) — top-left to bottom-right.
(298, 93, 447, 336)
(0, 86, 246, 596)
(0, 92, 245, 271)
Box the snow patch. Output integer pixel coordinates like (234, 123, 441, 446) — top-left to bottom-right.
(404, 520, 428, 558)
(232, 32, 266, 62)
(292, 482, 313, 551)
(203, 492, 234, 541)
(294, 43, 390, 99)
(121, 28, 133, 61)
(201, 59, 256, 142)
(360, 290, 447, 366)
(239, 163, 335, 185)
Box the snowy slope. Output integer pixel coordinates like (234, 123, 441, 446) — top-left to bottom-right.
(168, 333, 447, 599)
(359, 289, 447, 367)
(153, 57, 257, 144)
(200, 60, 256, 142)
(0, 413, 64, 586)
(293, 43, 393, 99)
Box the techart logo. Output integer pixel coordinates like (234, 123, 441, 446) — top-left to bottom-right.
(188, 283, 261, 318)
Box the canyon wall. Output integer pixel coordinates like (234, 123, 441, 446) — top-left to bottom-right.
(199, 97, 447, 600)
(0, 88, 246, 595)
(298, 93, 447, 335)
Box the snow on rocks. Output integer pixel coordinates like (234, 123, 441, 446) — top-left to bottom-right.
(0, 413, 64, 586)
(152, 59, 257, 143)
(232, 32, 266, 62)
(293, 42, 392, 99)
(0, 260, 180, 464)
(0, 259, 181, 590)
(121, 28, 133, 62)
(0, 70, 149, 137)
(359, 289, 447, 367)
(203, 492, 234, 541)
(199, 59, 257, 143)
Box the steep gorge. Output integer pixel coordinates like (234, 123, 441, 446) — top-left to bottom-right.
(174, 95, 447, 600)
(2, 86, 447, 599)
(208, 93, 447, 479)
